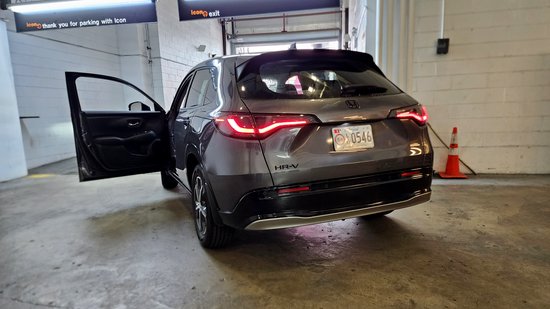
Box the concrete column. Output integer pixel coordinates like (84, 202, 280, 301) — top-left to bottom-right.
(116, 24, 155, 102)
(405, 0, 415, 93)
(376, 0, 411, 88)
(384, 0, 394, 80)
(365, 0, 377, 56)
(0, 20, 27, 181)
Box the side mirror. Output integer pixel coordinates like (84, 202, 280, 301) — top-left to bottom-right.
(128, 101, 151, 111)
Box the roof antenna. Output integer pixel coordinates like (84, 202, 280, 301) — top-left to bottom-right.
(288, 42, 297, 50)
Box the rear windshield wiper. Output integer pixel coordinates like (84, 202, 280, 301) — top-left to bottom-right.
(341, 84, 388, 96)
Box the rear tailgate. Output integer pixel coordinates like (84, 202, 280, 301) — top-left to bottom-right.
(236, 50, 431, 186)
(243, 95, 429, 186)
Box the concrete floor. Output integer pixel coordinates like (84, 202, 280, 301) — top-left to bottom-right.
(1, 159, 549, 308)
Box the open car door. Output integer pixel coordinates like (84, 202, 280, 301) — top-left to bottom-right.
(66, 72, 168, 181)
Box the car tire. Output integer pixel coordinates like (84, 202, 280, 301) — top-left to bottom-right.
(161, 170, 178, 189)
(362, 210, 393, 219)
(191, 166, 234, 248)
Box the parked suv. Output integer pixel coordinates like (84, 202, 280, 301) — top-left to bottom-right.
(66, 49, 433, 248)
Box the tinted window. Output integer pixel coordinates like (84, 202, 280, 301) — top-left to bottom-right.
(203, 73, 217, 106)
(238, 59, 401, 100)
(185, 69, 215, 108)
(177, 77, 193, 111)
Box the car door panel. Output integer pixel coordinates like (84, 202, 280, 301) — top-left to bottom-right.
(173, 69, 211, 171)
(174, 108, 196, 171)
(66, 72, 168, 182)
(82, 111, 165, 170)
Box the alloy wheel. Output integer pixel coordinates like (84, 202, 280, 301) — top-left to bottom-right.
(194, 176, 208, 238)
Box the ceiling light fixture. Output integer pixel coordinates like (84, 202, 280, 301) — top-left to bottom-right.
(8, 0, 154, 14)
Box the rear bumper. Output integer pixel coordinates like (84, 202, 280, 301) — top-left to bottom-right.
(218, 167, 433, 230)
(246, 192, 430, 230)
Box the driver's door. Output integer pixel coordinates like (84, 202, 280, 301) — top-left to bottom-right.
(66, 72, 168, 181)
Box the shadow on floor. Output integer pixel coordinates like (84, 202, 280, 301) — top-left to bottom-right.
(28, 157, 78, 175)
(85, 197, 189, 244)
(209, 215, 425, 268)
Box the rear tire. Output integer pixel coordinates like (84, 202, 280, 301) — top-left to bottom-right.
(161, 170, 178, 189)
(191, 166, 234, 248)
(362, 210, 393, 219)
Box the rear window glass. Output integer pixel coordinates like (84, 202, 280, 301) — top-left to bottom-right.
(237, 59, 401, 100)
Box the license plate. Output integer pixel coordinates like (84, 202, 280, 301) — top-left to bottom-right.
(331, 125, 374, 151)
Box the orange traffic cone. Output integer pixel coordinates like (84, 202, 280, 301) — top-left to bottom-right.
(439, 127, 467, 179)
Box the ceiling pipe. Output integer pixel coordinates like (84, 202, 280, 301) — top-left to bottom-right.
(440, 0, 445, 38)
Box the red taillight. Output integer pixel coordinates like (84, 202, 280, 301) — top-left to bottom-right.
(278, 186, 310, 195)
(215, 113, 316, 139)
(226, 118, 255, 134)
(401, 171, 422, 178)
(395, 105, 429, 125)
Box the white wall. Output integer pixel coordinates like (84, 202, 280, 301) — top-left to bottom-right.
(8, 27, 124, 168)
(0, 9, 128, 169)
(0, 20, 27, 182)
(116, 24, 156, 98)
(412, 0, 550, 174)
(155, 0, 222, 108)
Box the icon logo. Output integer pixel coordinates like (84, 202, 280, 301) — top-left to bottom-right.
(190, 9, 221, 18)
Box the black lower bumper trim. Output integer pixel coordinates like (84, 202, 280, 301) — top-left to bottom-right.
(218, 167, 433, 230)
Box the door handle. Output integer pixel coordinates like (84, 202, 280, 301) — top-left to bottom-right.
(128, 120, 141, 128)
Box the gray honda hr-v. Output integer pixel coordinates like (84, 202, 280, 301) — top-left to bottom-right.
(66, 49, 433, 248)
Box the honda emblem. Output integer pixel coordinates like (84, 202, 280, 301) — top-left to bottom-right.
(345, 100, 360, 109)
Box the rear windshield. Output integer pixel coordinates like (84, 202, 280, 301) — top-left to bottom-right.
(237, 59, 401, 100)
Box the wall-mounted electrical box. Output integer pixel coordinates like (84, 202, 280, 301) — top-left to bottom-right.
(437, 38, 450, 54)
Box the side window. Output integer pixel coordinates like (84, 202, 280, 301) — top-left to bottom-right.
(76, 77, 156, 112)
(185, 69, 213, 108)
(177, 76, 193, 111)
(203, 71, 217, 106)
